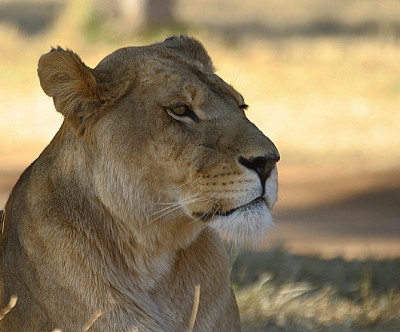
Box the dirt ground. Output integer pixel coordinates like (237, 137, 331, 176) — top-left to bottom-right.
(269, 164, 400, 259)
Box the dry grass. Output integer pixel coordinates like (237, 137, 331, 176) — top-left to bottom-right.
(0, 295, 17, 321)
(187, 284, 200, 332)
(233, 248, 400, 331)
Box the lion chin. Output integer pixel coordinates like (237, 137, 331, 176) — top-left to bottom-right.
(210, 166, 278, 247)
(211, 201, 273, 246)
(0, 35, 279, 332)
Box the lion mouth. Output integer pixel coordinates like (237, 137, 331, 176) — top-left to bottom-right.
(194, 197, 266, 221)
(216, 197, 265, 217)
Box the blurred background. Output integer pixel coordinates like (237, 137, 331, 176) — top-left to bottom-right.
(0, 0, 399, 330)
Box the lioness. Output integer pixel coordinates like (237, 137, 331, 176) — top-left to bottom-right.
(0, 36, 279, 331)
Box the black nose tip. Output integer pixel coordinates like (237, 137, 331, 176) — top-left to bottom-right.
(238, 154, 280, 184)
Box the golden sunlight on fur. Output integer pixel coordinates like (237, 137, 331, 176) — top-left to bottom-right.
(0, 36, 279, 331)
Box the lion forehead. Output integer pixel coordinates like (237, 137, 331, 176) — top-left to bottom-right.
(96, 46, 243, 109)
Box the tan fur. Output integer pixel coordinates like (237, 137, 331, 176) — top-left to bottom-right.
(0, 36, 279, 331)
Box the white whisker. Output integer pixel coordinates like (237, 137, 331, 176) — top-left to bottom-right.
(178, 177, 202, 189)
(151, 194, 204, 216)
(148, 197, 209, 224)
(188, 199, 216, 225)
(147, 180, 212, 224)
(151, 203, 183, 216)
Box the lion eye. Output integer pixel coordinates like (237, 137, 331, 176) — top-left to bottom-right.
(171, 103, 190, 116)
(168, 103, 199, 122)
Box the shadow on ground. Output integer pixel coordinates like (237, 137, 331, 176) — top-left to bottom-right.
(0, 1, 64, 35)
(1, 0, 400, 40)
(278, 183, 400, 238)
(266, 168, 400, 258)
(201, 20, 400, 41)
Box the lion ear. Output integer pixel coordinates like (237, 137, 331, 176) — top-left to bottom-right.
(161, 35, 215, 72)
(38, 47, 100, 119)
(38, 47, 131, 127)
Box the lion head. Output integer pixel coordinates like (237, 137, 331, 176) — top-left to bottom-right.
(38, 35, 279, 248)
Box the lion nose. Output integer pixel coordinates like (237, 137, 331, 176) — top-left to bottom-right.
(238, 154, 280, 184)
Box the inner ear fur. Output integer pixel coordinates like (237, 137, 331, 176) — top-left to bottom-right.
(37, 47, 131, 124)
(161, 35, 215, 72)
